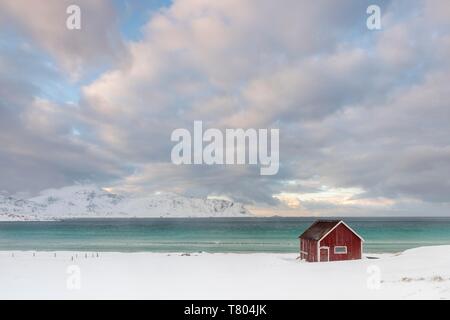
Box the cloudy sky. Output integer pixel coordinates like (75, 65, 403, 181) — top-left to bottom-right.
(0, 0, 449, 216)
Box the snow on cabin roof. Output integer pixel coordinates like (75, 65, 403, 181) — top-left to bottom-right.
(298, 220, 342, 241)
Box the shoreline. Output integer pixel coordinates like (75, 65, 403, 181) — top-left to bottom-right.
(0, 244, 445, 255)
(0, 249, 395, 256)
(1, 245, 449, 299)
(0, 245, 447, 255)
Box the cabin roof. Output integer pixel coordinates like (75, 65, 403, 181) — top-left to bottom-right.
(298, 220, 341, 241)
(298, 219, 365, 242)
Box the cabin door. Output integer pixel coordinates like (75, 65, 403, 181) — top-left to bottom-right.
(319, 247, 329, 262)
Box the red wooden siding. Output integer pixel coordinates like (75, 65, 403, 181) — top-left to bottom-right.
(299, 221, 363, 262)
(319, 223, 362, 261)
(300, 238, 317, 262)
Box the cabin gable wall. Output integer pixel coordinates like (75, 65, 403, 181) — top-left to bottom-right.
(320, 223, 362, 261)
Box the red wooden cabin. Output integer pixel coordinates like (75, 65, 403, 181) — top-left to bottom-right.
(299, 220, 364, 262)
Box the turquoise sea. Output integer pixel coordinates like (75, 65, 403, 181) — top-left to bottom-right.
(1, 217, 450, 253)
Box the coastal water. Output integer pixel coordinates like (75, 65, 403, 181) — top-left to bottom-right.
(1, 217, 450, 253)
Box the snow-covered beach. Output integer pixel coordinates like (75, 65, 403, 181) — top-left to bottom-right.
(1, 246, 450, 300)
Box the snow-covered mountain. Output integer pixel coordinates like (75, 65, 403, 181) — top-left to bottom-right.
(0, 185, 251, 221)
(0, 195, 43, 221)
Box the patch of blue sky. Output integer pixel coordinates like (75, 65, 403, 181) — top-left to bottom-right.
(26, 53, 81, 105)
(0, 30, 80, 106)
(37, 77, 81, 106)
(113, 0, 173, 41)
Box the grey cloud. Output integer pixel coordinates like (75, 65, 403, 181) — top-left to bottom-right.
(1, 0, 450, 215)
(0, 41, 126, 194)
(76, 0, 450, 207)
(0, 0, 125, 78)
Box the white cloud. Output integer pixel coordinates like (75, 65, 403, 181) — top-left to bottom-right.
(77, 0, 450, 211)
(2, 0, 450, 216)
(0, 0, 124, 78)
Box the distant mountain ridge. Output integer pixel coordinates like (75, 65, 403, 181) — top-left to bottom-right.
(0, 185, 251, 221)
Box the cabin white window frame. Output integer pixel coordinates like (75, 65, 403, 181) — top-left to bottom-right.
(334, 246, 347, 254)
